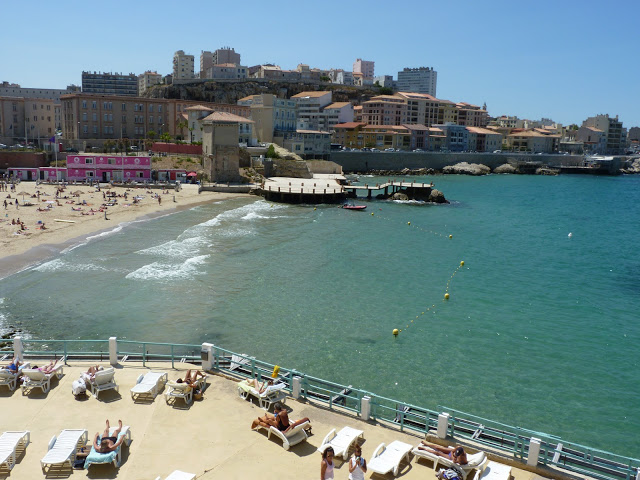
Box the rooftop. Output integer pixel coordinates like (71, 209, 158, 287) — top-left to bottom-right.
(325, 102, 351, 109)
(0, 359, 557, 480)
(291, 91, 330, 98)
(202, 111, 254, 123)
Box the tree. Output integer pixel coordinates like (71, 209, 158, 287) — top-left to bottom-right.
(320, 75, 330, 82)
(160, 132, 172, 143)
(265, 144, 280, 159)
(148, 130, 156, 140)
(379, 87, 393, 95)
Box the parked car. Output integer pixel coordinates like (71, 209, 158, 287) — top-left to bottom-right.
(66, 147, 79, 153)
(493, 150, 502, 153)
(0, 143, 7, 149)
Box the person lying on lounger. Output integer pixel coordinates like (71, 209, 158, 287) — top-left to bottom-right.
(2, 357, 22, 373)
(417, 441, 468, 465)
(31, 359, 60, 374)
(243, 377, 274, 393)
(80, 365, 104, 382)
(175, 369, 206, 388)
(251, 402, 310, 433)
(93, 419, 126, 453)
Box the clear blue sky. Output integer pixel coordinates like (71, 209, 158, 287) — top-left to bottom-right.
(2, 0, 639, 127)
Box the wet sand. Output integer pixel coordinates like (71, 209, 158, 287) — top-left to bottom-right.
(0, 182, 248, 279)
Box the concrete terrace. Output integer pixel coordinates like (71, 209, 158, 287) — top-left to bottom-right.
(0, 361, 558, 480)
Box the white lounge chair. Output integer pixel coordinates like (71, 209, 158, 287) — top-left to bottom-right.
(0, 363, 30, 391)
(21, 364, 64, 394)
(256, 420, 310, 451)
(317, 426, 364, 460)
(368, 440, 413, 477)
(473, 461, 512, 480)
(155, 470, 196, 480)
(84, 425, 132, 469)
(412, 444, 487, 479)
(238, 379, 287, 410)
(165, 375, 206, 406)
(88, 367, 119, 399)
(40, 429, 88, 473)
(0, 431, 30, 470)
(130, 370, 168, 402)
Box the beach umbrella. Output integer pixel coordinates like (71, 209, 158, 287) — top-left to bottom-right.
(72, 190, 84, 196)
(17, 191, 29, 201)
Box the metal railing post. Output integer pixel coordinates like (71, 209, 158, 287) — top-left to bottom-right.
(171, 344, 174, 369)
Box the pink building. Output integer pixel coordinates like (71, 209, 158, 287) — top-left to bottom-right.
(66, 155, 151, 183)
(39, 167, 67, 181)
(8, 168, 38, 181)
(157, 169, 187, 182)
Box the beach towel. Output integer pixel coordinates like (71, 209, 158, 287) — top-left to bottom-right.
(83, 431, 127, 469)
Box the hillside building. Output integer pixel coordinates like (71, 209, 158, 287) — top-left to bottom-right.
(396, 67, 437, 96)
(82, 72, 138, 96)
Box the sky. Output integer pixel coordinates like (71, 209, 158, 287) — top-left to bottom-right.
(1, 0, 639, 127)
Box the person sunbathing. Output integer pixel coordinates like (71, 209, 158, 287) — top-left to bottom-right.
(243, 377, 274, 394)
(176, 369, 206, 388)
(2, 357, 22, 373)
(81, 365, 104, 382)
(32, 359, 60, 374)
(251, 402, 310, 432)
(418, 441, 468, 465)
(93, 420, 125, 453)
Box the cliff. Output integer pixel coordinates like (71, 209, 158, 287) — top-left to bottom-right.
(143, 80, 381, 105)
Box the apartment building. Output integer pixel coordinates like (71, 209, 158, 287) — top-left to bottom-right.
(396, 67, 437, 96)
(237, 94, 297, 143)
(329, 70, 353, 86)
(200, 51, 214, 78)
(506, 129, 556, 153)
(581, 114, 626, 154)
(575, 126, 607, 153)
(185, 105, 254, 145)
(456, 103, 489, 127)
(396, 92, 441, 126)
(353, 58, 375, 82)
(466, 127, 503, 152)
(82, 72, 138, 96)
(213, 47, 241, 66)
(0, 97, 57, 145)
(331, 122, 367, 149)
(205, 64, 248, 80)
(374, 75, 394, 89)
(291, 91, 333, 131)
(332, 123, 428, 151)
(320, 102, 354, 131)
(432, 124, 469, 151)
(138, 71, 162, 94)
(281, 130, 331, 159)
(173, 50, 195, 82)
(0, 82, 80, 103)
(361, 95, 407, 126)
(60, 93, 250, 145)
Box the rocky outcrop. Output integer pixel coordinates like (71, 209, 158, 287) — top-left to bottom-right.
(443, 162, 491, 175)
(144, 81, 381, 105)
(621, 159, 640, 174)
(428, 189, 448, 203)
(390, 192, 409, 201)
(493, 163, 517, 174)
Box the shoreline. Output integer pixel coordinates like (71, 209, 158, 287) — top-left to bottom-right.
(0, 182, 251, 279)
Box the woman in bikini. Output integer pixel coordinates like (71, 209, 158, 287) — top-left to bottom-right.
(93, 420, 125, 453)
(418, 441, 468, 465)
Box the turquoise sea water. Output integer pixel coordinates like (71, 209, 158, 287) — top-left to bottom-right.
(1, 174, 639, 457)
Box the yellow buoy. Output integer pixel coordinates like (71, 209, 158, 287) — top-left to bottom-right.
(271, 365, 281, 378)
(392, 328, 399, 336)
(407, 221, 411, 225)
(449, 234, 453, 239)
(460, 261, 464, 266)
(314, 207, 317, 211)
(371, 212, 374, 216)
(444, 293, 450, 300)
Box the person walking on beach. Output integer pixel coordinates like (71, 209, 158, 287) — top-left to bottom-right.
(3, 199, 6, 209)
(349, 444, 367, 480)
(320, 446, 335, 479)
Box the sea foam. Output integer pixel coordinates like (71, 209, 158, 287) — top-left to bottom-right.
(125, 254, 209, 281)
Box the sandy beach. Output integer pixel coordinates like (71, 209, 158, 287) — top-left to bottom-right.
(0, 182, 247, 277)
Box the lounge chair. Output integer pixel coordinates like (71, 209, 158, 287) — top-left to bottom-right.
(165, 375, 206, 406)
(88, 367, 119, 399)
(412, 444, 487, 479)
(317, 426, 364, 460)
(238, 379, 287, 410)
(155, 470, 196, 480)
(40, 429, 88, 473)
(473, 461, 512, 480)
(130, 371, 168, 402)
(21, 364, 64, 394)
(256, 420, 310, 451)
(0, 363, 30, 391)
(368, 440, 413, 477)
(0, 431, 30, 470)
(84, 425, 132, 469)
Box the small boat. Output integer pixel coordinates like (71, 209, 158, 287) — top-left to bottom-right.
(342, 203, 366, 211)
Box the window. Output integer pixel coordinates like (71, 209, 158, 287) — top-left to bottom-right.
(108, 114, 113, 121)
(82, 113, 87, 121)
(92, 113, 97, 121)
(92, 101, 97, 109)
(85, 158, 93, 164)
(82, 101, 87, 109)
(104, 114, 108, 121)
(83, 125, 88, 133)
(93, 126, 97, 134)
(108, 158, 116, 164)
(86, 171, 94, 177)
(108, 102, 112, 110)
(47, 105, 50, 111)
(122, 103, 126, 111)
(148, 105, 153, 112)
(103, 102, 108, 109)
(47, 116, 51, 122)
(158, 105, 162, 113)
(136, 172, 143, 178)
(33, 116, 37, 121)
(149, 116, 153, 124)
(33, 103, 37, 110)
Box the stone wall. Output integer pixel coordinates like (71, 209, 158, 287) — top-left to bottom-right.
(0, 152, 48, 169)
(330, 152, 587, 173)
